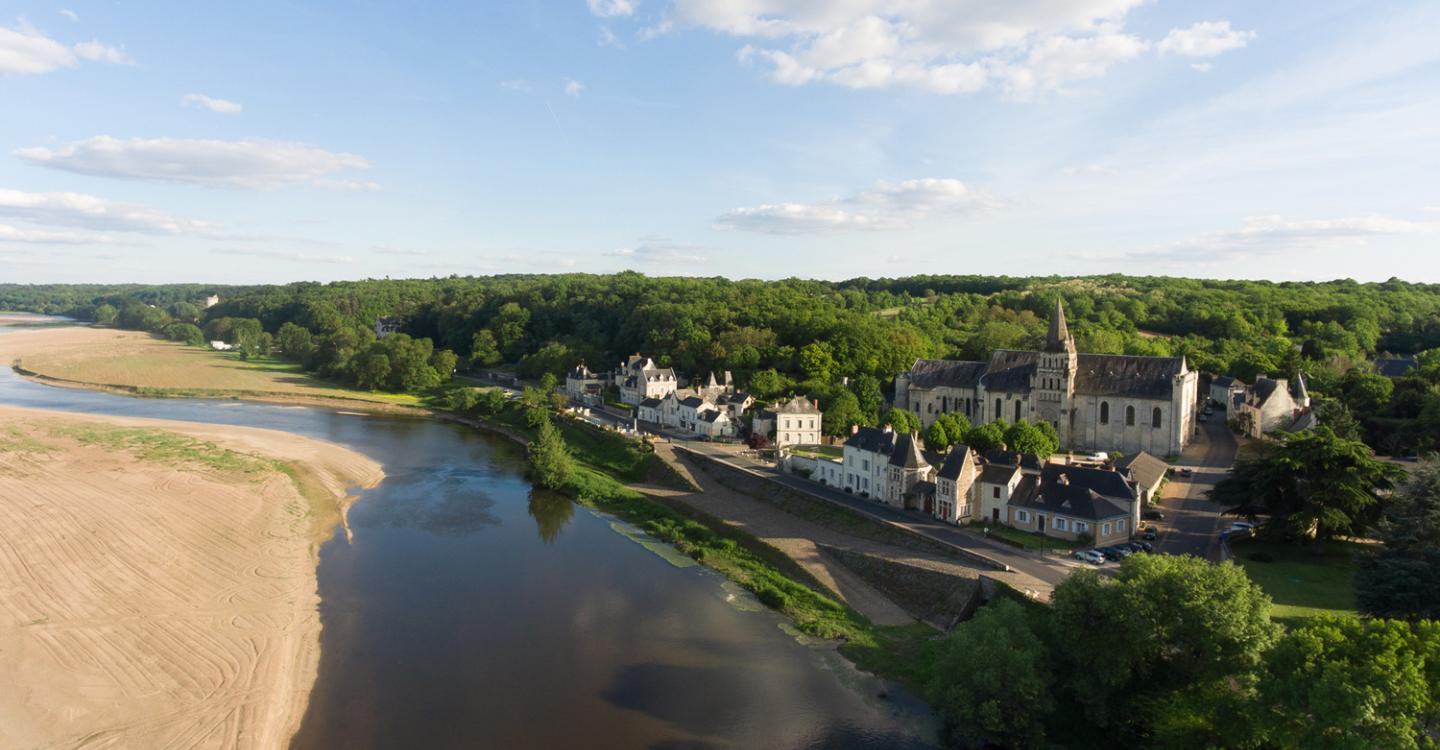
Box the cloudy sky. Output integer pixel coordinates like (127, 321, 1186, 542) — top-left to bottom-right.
(1, 1, 1437, 284)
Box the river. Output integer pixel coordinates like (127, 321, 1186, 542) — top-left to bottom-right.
(0, 323, 938, 749)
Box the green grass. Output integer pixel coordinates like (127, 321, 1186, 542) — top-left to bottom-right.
(1230, 536, 1361, 625)
(791, 444, 842, 459)
(962, 522, 1082, 551)
(0, 426, 56, 454)
(45, 423, 284, 475)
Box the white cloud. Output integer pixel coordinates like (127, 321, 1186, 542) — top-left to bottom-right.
(565, 78, 584, 97)
(1191, 62, 1213, 73)
(0, 188, 223, 235)
(717, 177, 999, 234)
(73, 40, 132, 64)
(1130, 215, 1435, 264)
(0, 22, 76, 74)
(15, 136, 374, 190)
(646, 0, 1167, 96)
(0, 222, 111, 244)
(587, 0, 636, 18)
(182, 93, 243, 114)
(59, 10, 78, 22)
(607, 236, 709, 264)
(598, 26, 623, 48)
(312, 178, 382, 192)
(1158, 21, 1255, 58)
(500, 78, 532, 92)
(212, 248, 354, 264)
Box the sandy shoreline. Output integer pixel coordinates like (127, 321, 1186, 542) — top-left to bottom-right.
(0, 404, 383, 749)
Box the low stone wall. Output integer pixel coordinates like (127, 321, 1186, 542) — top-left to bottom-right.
(820, 545, 983, 630)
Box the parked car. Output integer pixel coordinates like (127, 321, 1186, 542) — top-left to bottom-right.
(1198, 414, 1209, 422)
(1073, 549, 1106, 565)
(1143, 508, 1165, 521)
(1102, 546, 1131, 561)
(1141, 527, 1158, 541)
(1133, 540, 1154, 552)
(1230, 520, 1257, 530)
(1178, 467, 1194, 478)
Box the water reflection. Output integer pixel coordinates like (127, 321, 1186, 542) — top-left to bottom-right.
(528, 487, 575, 544)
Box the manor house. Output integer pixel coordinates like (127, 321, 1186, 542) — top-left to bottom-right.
(894, 300, 1200, 457)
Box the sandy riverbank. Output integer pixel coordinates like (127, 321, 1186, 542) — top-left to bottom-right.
(0, 404, 383, 749)
(0, 326, 427, 415)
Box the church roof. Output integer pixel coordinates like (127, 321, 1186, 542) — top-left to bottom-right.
(980, 350, 1040, 393)
(1073, 353, 1186, 400)
(1045, 298, 1073, 353)
(905, 358, 989, 390)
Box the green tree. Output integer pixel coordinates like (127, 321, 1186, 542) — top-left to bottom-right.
(1341, 370, 1395, 418)
(354, 352, 391, 390)
(937, 412, 972, 447)
(92, 303, 117, 326)
(798, 341, 836, 383)
(966, 421, 1006, 453)
(469, 329, 501, 367)
(1210, 427, 1406, 547)
(1357, 457, 1440, 621)
(527, 412, 574, 490)
(1252, 617, 1437, 750)
(1050, 555, 1279, 733)
(160, 322, 205, 346)
(882, 406, 921, 434)
(493, 302, 530, 357)
(748, 368, 794, 400)
(276, 322, 315, 363)
(927, 599, 1054, 749)
(478, 388, 507, 415)
(430, 349, 458, 381)
(1004, 420, 1058, 458)
(923, 420, 951, 453)
(823, 390, 865, 437)
(850, 374, 884, 426)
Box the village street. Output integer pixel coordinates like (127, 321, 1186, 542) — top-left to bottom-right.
(1154, 416, 1242, 560)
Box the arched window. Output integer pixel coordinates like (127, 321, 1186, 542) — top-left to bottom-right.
(1152, 407, 1163, 429)
(1126, 405, 1135, 426)
(1100, 402, 1110, 425)
(1014, 399, 1022, 423)
(995, 398, 1002, 419)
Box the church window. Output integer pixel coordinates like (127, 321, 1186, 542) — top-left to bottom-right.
(1014, 400, 1022, 422)
(1100, 402, 1110, 425)
(1126, 406, 1135, 426)
(1152, 407, 1163, 429)
(995, 398, 1002, 419)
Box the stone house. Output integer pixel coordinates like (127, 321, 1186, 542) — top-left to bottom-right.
(615, 354, 678, 405)
(841, 425, 897, 499)
(754, 396, 823, 448)
(565, 363, 605, 405)
(934, 446, 980, 524)
(1237, 375, 1313, 439)
(637, 397, 662, 425)
(1006, 464, 1138, 546)
(1115, 451, 1168, 505)
(894, 300, 1200, 456)
(884, 433, 934, 509)
(1209, 375, 1246, 409)
(977, 462, 1024, 525)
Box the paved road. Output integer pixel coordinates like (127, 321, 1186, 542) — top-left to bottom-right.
(1154, 415, 1240, 560)
(673, 439, 1082, 593)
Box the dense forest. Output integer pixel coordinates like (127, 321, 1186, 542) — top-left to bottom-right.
(6, 273, 1440, 452)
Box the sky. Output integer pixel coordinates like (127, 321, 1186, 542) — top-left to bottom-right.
(0, 0, 1437, 285)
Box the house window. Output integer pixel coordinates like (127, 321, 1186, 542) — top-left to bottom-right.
(1055, 518, 1068, 531)
(1152, 407, 1163, 429)
(992, 486, 1000, 499)
(1118, 520, 1127, 533)
(1016, 511, 1029, 523)
(1100, 401, 1110, 425)
(1075, 522, 1087, 533)
(1126, 406, 1135, 426)
(1103, 522, 1112, 536)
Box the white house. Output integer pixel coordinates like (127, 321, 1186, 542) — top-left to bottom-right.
(842, 425, 897, 499)
(565, 363, 606, 405)
(1237, 375, 1313, 438)
(755, 396, 823, 447)
(1209, 375, 1246, 410)
(933, 446, 980, 524)
(615, 354, 678, 405)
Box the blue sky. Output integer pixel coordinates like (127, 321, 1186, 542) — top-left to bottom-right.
(1, 0, 1437, 284)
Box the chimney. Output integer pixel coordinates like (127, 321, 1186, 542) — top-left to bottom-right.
(882, 423, 893, 433)
(851, 424, 860, 435)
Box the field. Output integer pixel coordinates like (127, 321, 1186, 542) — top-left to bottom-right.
(1230, 537, 1362, 624)
(0, 405, 383, 749)
(0, 326, 421, 409)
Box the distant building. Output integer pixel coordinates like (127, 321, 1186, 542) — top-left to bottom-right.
(1237, 375, 1314, 439)
(1375, 356, 1419, 378)
(1114, 451, 1169, 504)
(754, 396, 823, 448)
(1209, 375, 1246, 412)
(1007, 464, 1138, 547)
(565, 363, 605, 405)
(203, 294, 220, 309)
(374, 316, 402, 338)
(209, 340, 233, 351)
(894, 300, 1200, 456)
(614, 354, 678, 405)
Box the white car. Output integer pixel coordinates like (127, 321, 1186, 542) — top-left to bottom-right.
(1073, 549, 1106, 565)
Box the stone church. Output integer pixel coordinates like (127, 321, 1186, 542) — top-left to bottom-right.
(895, 300, 1200, 456)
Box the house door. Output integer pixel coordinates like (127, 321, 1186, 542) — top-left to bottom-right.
(992, 508, 1000, 522)
(924, 497, 934, 514)
(1038, 515, 1046, 532)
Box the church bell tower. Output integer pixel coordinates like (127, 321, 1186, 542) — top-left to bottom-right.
(1035, 299, 1077, 444)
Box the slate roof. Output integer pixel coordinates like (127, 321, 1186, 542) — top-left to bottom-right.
(699, 410, 727, 423)
(1115, 451, 1168, 491)
(1247, 377, 1283, 408)
(1040, 463, 1135, 502)
(979, 463, 1020, 485)
(1213, 375, 1242, 389)
(905, 359, 989, 390)
(1011, 476, 1131, 522)
(1073, 353, 1185, 400)
(889, 433, 929, 469)
(1287, 410, 1318, 432)
(937, 445, 976, 481)
(771, 395, 821, 414)
(638, 397, 662, 409)
(1375, 357, 1418, 378)
(905, 480, 937, 499)
(983, 449, 1044, 473)
(980, 350, 1039, 393)
(679, 396, 707, 408)
(845, 426, 897, 454)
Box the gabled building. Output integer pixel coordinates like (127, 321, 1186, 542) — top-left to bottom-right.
(1237, 374, 1313, 439)
(841, 425, 897, 499)
(894, 300, 1200, 456)
(754, 396, 823, 448)
(1006, 463, 1139, 546)
(614, 354, 678, 405)
(934, 445, 980, 524)
(1114, 451, 1169, 504)
(1210, 375, 1246, 410)
(978, 462, 1023, 525)
(565, 363, 605, 405)
(885, 432, 934, 509)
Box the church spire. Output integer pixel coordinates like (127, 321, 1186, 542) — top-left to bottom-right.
(1045, 298, 1074, 353)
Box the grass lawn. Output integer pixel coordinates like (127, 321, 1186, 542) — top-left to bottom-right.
(1230, 536, 1362, 625)
(964, 522, 1082, 551)
(790, 444, 842, 459)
